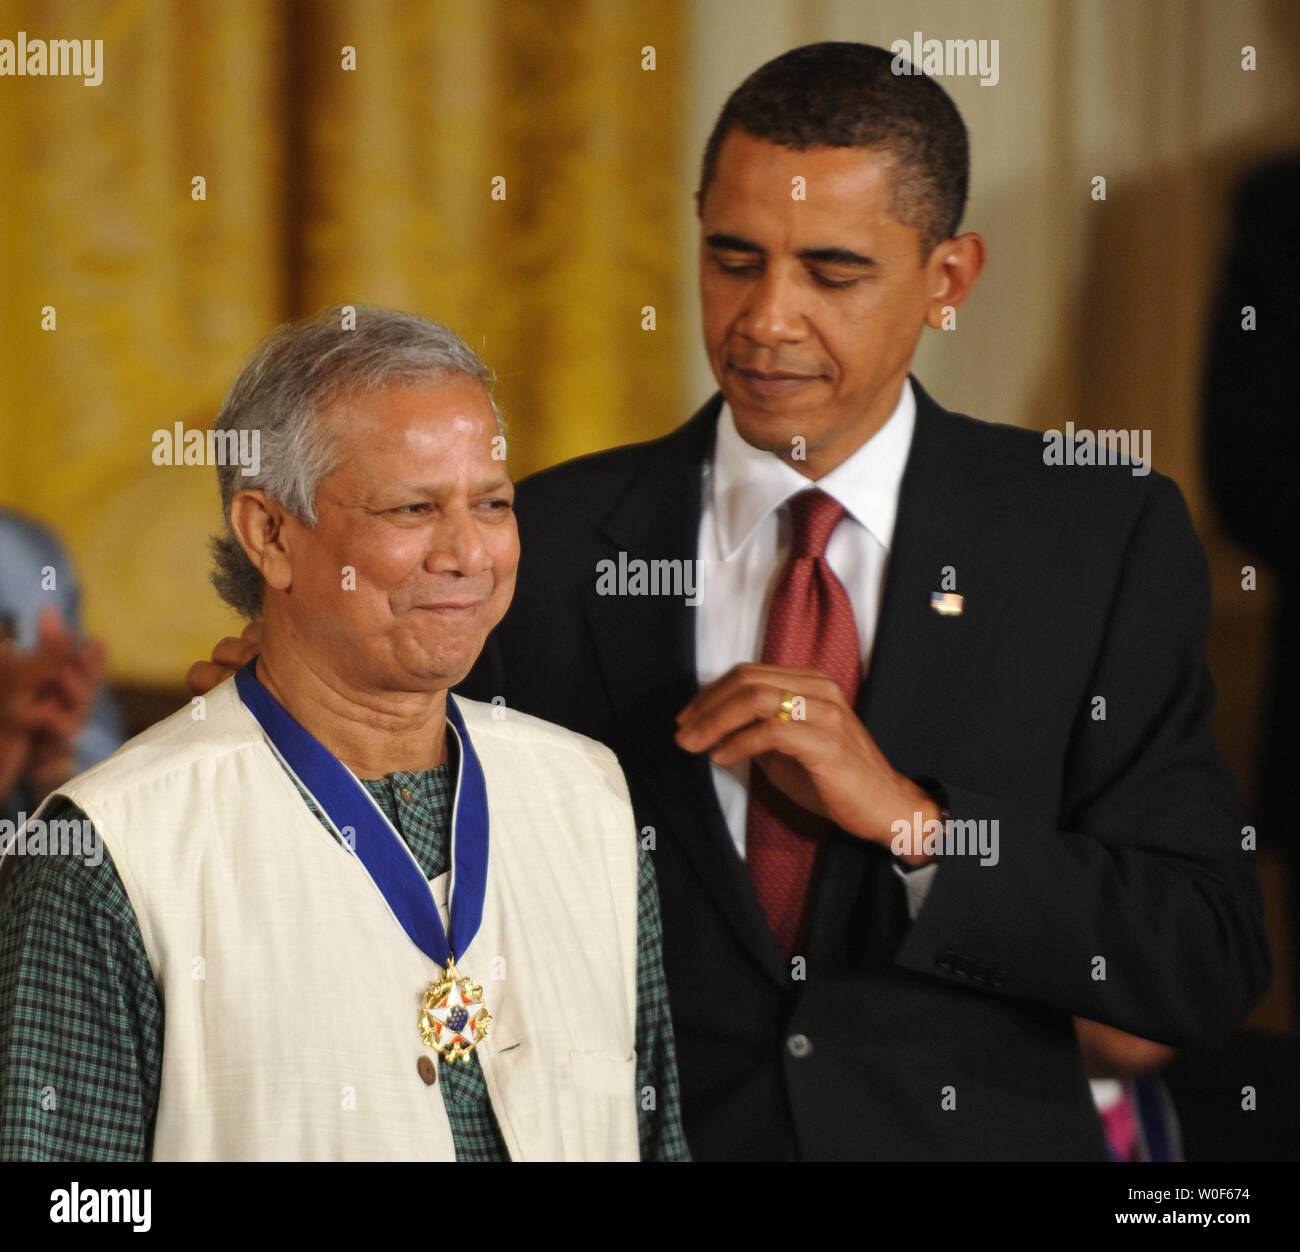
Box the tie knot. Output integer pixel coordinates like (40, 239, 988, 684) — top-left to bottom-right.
(786, 489, 845, 559)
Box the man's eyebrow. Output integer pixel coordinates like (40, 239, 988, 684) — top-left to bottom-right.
(705, 232, 763, 253)
(796, 246, 878, 268)
(379, 476, 514, 495)
(705, 233, 878, 269)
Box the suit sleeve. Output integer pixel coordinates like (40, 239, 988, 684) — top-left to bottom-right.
(893, 475, 1271, 1050)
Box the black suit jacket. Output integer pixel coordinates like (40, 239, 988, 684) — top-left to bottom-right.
(459, 378, 1270, 1160)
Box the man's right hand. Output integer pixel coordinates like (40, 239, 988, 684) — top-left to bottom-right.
(186, 620, 262, 695)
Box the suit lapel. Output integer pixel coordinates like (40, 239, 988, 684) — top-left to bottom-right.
(582, 403, 712, 749)
(584, 397, 791, 985)
(858, 379, 999, 770)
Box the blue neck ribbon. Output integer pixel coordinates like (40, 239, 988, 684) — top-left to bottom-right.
(234, 659, 488, 968)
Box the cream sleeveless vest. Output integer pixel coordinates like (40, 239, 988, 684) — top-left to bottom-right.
(29, 678, 640, 1161)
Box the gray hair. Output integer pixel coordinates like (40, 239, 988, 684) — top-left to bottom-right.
(210, 304, 502, 619)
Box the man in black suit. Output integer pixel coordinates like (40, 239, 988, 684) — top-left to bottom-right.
(192, 43, 1269, 1160)
(459, 43, 1269, 1160)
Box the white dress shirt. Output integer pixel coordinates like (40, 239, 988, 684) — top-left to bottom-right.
(694, 378, 938, 914)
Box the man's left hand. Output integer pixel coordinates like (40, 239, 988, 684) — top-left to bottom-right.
(675, 662, 938, 864)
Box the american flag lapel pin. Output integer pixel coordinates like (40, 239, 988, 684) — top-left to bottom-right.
(930, 591, 964, 616)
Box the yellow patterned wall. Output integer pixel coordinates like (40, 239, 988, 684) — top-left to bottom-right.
(0, 0, 686, 685)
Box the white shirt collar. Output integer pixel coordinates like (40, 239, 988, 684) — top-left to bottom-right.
(708, 378, 916, 559)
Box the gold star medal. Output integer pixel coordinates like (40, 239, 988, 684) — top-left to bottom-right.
(419, 960, 492, 1062)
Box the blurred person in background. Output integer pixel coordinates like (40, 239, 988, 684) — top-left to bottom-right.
(1205, 153, 1300, 1016)
(0, 508, 121, 824)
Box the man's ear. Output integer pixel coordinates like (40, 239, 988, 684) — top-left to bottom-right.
(923, 232, 986, 329)
(229, 490, 294, 594)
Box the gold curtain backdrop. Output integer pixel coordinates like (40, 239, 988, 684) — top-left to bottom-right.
(0, 0, 686, 684)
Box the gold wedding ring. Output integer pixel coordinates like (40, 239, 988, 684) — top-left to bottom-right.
(777, 691, 797, 722)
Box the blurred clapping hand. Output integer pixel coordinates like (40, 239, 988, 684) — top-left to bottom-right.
(0, 605, 107, 804)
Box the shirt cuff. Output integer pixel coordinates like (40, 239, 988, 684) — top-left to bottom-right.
(892, 859, 939, 920)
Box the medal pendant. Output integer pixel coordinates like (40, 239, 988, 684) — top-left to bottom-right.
(418, 960, 492, 1062)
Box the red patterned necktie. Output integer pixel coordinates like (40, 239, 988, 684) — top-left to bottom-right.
(745, 488, 862, 956)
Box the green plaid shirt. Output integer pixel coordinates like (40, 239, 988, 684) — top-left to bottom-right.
(0, 754, 687, 1162)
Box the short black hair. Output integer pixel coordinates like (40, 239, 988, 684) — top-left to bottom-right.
(698, 42, 969, 256)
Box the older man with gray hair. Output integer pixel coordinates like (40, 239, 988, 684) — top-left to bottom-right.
(0, 305, 688, 1162)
